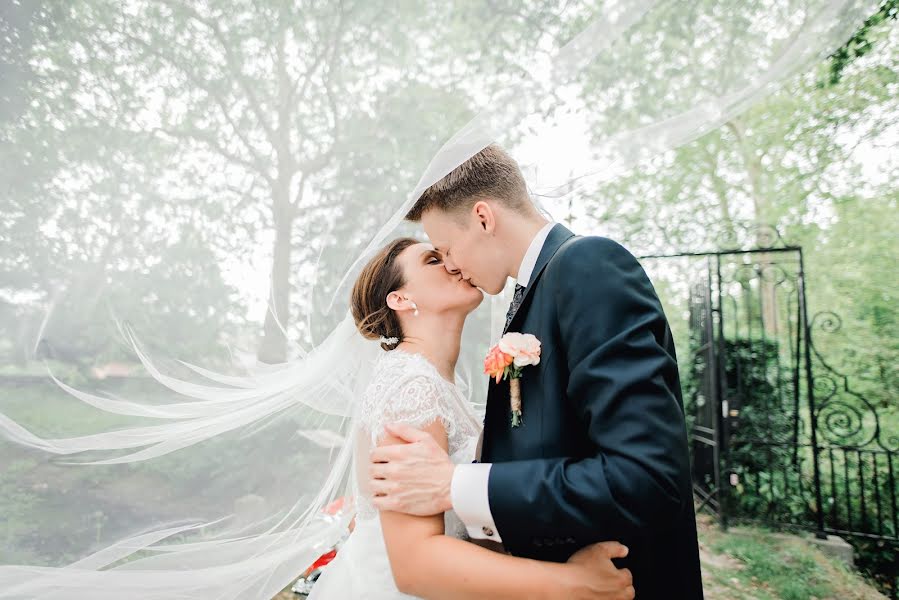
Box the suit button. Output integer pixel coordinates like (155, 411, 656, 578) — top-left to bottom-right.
(482, 526, 494, 537)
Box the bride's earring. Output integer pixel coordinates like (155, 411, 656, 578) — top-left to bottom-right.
(410, 301, 419, 317)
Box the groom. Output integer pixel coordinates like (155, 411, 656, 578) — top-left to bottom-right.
(369, 145, 703, 599)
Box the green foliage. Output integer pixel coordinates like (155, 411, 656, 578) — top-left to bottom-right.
(852, 537, 899, 599)
(714, 338, 815, 525)
(826, 0, 899, 86)
(581, 17, 899, 402)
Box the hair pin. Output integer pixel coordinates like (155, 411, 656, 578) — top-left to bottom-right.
(379, 336, 399, 346)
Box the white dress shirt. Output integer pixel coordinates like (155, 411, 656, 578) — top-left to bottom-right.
(450, 221, 555, 542)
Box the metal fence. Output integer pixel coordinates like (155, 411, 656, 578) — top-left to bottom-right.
(642, 240, 897, 545)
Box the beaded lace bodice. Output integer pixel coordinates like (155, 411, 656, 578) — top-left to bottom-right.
(353, 349, 482, 531)
(309, 350, 481, 598)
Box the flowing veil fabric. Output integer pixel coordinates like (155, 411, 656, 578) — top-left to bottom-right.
(0, 1, 880, 598)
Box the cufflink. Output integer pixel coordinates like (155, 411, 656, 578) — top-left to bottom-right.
(482, 526, 494, 537)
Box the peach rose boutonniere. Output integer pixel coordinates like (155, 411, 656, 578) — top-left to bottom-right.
(483, 332, 541, 428)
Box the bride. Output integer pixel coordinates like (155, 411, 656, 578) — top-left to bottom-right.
(308, 237, 634, 599)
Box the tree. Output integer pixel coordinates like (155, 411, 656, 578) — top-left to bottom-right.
(1, 0, 584, 364)
(576, 1, 898, 524)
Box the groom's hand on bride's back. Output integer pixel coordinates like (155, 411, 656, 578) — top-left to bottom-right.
(368, 422, 455, 516)
(562, 541, 635, 600)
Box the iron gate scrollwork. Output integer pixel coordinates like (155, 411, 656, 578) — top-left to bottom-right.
(641, 226, 898, 545)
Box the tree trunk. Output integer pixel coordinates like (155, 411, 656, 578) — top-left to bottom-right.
(257, 23, 296, 365)
(706, 145, 737, 244)
(728, 120, 778, 337)
(257, 183, 293, 364)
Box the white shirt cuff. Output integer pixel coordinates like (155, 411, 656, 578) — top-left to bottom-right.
(450, 462, 502, 542)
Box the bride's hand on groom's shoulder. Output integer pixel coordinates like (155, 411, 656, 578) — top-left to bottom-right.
(560, 541, 635, 600)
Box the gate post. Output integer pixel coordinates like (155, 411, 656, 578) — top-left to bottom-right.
(715, 253, 730, 531)
(799, 249, 827, 539)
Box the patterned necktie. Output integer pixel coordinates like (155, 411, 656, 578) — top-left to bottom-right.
(504, 283, 526, 331)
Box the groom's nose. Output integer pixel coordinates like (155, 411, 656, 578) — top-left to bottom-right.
(443, 257, 459, 274)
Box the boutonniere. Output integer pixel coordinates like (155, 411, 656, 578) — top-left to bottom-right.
(483, 332, 542, 428)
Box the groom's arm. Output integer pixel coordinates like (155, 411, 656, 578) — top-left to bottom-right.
(376, 419, 635, 599)
(488, 237, 690, 555)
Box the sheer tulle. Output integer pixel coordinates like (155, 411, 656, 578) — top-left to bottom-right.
(0, 1, 879, 598)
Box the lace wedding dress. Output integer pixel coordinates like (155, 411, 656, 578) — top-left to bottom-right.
(307, 349, 482, 599)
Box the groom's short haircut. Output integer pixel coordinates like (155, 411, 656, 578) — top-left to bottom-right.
(405, 144, 532, 222)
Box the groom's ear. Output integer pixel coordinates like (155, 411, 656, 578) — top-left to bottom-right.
(472, 200, 496, 235)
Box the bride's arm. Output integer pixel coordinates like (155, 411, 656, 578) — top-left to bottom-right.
(375, 422, 633, 600)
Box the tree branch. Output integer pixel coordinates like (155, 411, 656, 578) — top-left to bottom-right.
(153, 126, 269, 181)
(119, 29, 274, 182)
(156, 0, 279, 146)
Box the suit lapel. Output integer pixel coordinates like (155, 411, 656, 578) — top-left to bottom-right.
(503, 223, 576, 334)
(483, 224, 576, 459)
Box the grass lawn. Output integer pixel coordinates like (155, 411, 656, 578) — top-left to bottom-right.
(696, 514, 886, 600)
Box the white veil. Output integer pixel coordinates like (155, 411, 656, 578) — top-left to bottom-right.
(0, 1, 879, 598)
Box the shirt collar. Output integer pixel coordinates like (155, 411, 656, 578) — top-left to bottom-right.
(516, 221, 555, 287)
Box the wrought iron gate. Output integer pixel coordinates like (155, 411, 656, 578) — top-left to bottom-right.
(642, 241, 897, 544)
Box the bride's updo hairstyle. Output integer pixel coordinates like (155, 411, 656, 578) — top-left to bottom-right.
(351, 237, 418, 351)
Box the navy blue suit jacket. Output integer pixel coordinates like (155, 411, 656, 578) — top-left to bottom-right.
(482, 224, 703, 599)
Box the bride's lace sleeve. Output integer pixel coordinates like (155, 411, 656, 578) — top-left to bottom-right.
(362, 373, 456, 445)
